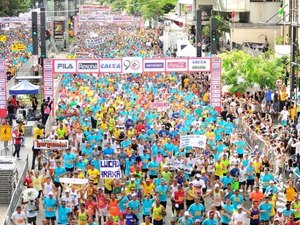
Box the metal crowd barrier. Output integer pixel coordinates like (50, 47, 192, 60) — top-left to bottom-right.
(3, 156, 29, 225)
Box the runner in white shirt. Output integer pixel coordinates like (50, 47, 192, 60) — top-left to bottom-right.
(238, 164, 247, 197)
(232, 205, 247, 225)
(11, 206, 27, 225)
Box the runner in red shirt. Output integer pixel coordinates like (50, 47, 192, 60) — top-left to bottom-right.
(172, 184, 185, 216)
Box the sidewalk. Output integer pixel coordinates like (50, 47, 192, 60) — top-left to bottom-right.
(0, 136, 34, 224)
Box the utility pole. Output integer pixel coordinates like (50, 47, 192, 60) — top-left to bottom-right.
(196, 10, 202, 57)
(290, 0, 297, 97)
(40, 7, 47, 67)
(210, 17, 217, 55)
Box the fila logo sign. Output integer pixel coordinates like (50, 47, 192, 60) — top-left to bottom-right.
(54, 60, 76, 73)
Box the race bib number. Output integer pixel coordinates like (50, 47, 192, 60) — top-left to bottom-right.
(48, 207, 53, 212)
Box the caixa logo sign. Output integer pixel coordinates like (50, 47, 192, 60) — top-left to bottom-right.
(54, 60, 76, 73)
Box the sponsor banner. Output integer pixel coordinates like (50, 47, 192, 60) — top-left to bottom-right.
(210, 57, 222, 113)
(0, 60, 6, 118)
(99, 59, 122, 73)
(188, 58, 211, 72)
(0, 17, 32, 23)
(113, 16, 134, 23)
(151, 101, 170, 112)
(34, 139, 69, 150)
(143, 59, 165, 72)
(85, 37, 103, 48)
(53, 60, 77, 73)
(122, 57, 143, 74)
(165, 58, 188, 72)
(0, 125, 11, 141)
(59, 178, 88, 184)
(100, 160, 122, 178)
(180, 135, 206, 149)
(77, 60, 99, 73)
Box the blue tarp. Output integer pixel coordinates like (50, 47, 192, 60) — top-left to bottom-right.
(9, 80, 40, 95)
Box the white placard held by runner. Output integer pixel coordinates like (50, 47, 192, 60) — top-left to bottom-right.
(180, 135, 206, 149)
(59, 178, 88, 184)
(100, 160, 122, 178)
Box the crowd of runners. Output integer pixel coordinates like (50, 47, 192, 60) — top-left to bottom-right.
(7, 20, 300, 225)
(0, 24, 32, 79)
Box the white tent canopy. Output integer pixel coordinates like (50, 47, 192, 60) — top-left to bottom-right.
(170, 22, 182, 31)
(176, 44, 196, 57)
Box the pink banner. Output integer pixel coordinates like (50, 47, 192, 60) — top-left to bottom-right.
(0, 60, 6, 118)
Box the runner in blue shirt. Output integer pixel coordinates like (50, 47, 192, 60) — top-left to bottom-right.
(53, 161, 66, 190)
(44, 191, 57, 223)
(147, 160, 159, 179)
(230, 190, 244, 210)
(62, 148, 76, 172)
(188, 198, 205, 222)
(57, 198, 71, 225)
(178, 212, 194, 225)
(221, 198, 234, 225)
(259, 197, 273, 223)
(202, 211, 218, 225)
(155, 180, 169, 208)
(142, 194, 155, 222)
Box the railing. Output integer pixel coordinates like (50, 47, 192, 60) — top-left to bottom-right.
(0, 142, 13, 156)
(3, 155, 29, 225)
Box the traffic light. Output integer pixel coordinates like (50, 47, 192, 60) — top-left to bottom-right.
(32, 24, 37, 36)
(41, 47, 46, 58)
(210, 17, 217, 54)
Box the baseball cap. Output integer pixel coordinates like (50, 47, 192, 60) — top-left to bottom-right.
(237, 205, 243, 209)
(184, 211, 189, 216)
(49, 191, 54, 195)
(195, 219, 201, 223)
(196, 174, 201, 178)
(214, 184, 219, 188)
(65, 188, 70, 193)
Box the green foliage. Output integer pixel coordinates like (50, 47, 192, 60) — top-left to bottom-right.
(221, 50, 287, 94)
(102, 0, 176, 20)
(0, 0, 33, 16)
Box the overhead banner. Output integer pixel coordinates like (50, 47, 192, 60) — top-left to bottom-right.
(165, 58, 188, 72)
(34, 139, 69, 150)
(59, 178, 88, 184)
(99, 59, 122, 73)
(100, 160, 122, 178)
(0, 60, 6, 118)
(188, 58, 211, 72)
(0, 125, 11, 141)
(53, 60, 77, 73)
(122, 57, 143, 74)
(143, 59, 166, 72)
(52, 57, 220, 74)
(78, 15, 134, 23)
(77, 60, 99, 73)
(210, 58, 222, 113)
(180, 135, 207, 149)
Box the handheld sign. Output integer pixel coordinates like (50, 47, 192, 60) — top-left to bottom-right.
(100, 160, 122, 179)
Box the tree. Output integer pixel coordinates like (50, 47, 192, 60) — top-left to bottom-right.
(221, 50, 287, 94)
(0, 0, 33, 16)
